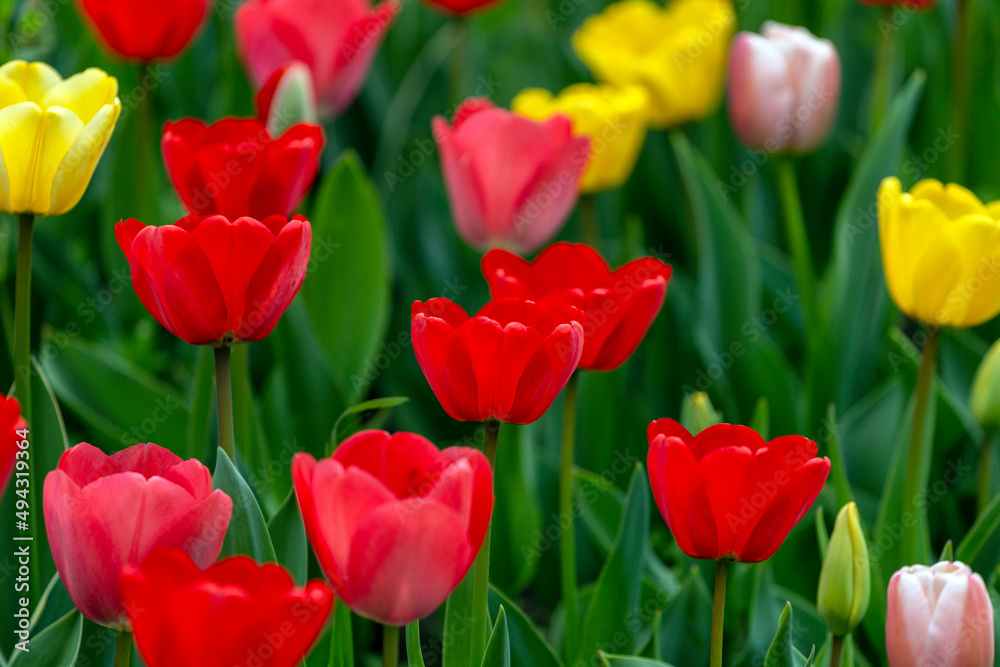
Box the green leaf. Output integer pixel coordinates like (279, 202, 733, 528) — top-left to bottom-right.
(764, 602, 798, 667)
(657, 568, 712, 666)
(956, 490, 1000, 575)
(939, 540, 954, 562)
(488, 586, 563, 667)
(750, 397, 770, 440)
(267, 490, 307, 583)
(327, 602, 354, 667)
(185, 347, 215, 461)
(8, 610, 81, 667)
(214, 447, 276, 563)
(481, 606, 510, 667)
(406, 620, 426, 667)
(490, 423, 542, 592)
(815, 507, 829, 561)
(331, 396, 410, 448)
(443, 569, 476, 667)
(597, 655, 676, 667)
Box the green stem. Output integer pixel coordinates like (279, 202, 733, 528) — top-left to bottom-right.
(579, 194, 601, 249)
(114, 631, 132, 667)
(383, 625, 399, 667)
(776, 159, 818, 332)
(710, 560, 729, 667)
(470, 419, 500, 664)
(213, 346, 236, 461)
(559, 373, 580, 657)
(830, 634, 845, 667)
(900, 328, 940, 564)
(449, 18, 467, 107)
(978, 431, 993, 515)
(870, 6, 895, 132)
(947, 0, 972, 181)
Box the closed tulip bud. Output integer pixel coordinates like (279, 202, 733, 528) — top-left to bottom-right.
(727, 22, 841, 154)
(971, 339, 1000, 430)
(817, 502, 870, 636)
(255, 61, 319, 137)
(680, 392, 722, 435)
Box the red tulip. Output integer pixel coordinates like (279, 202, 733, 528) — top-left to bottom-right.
(292, 430, 493, 626)
(1, 397, 26, 497)
(162, 117, 324, 221)
(77, 0, 211, 62)
(43, 443, 232, 628)
(482, 243, 672, 370)
(235, 0, 400, 117)
(858, 0, 935, 6)
(121, 548, 334, 667)
(115, 214, 311, 346)
(646, 419, 830, 562)
(433, 98, 591, 253)
(411, 297, 585, 424)
(422, 0, 506, 16)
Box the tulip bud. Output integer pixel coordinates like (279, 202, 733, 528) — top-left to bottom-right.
(817, 502, 870, 636)
(256, 61, 318, 137)
(971, 339, 1000, 431)
(680, 392, 722, 435)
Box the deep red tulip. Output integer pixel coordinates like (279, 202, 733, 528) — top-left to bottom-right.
(116, 214, 311, 346)
(43, 443, 232, 628)
(646, 419, 830, 563)
(482, 243, 672, 370)
(121, 548, 334, 667)
(162, 117, 324, 221)
(433, 98, 590, 253)
(411, 297, 585, 424)
(235, 0, 400, 117)
(422, 0, 505, 16)
(1, 397, 26, 497)
(292, 430, 493, 626)
(77, 0, 211, 62)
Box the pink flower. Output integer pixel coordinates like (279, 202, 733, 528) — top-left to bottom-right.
(1, 397, 26, 497)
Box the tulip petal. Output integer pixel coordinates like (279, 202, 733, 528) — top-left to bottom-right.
(0, 101, 42, 213)
(411, 314, 482, 421)
(239, 217, 311, 340)
(42, 68, 119, 124)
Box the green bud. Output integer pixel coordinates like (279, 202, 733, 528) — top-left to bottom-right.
(265, 62, 318, 137)
(817, 502, 870, 637)
(971, 338, 1000, 431)
(680, 392, 721, 434)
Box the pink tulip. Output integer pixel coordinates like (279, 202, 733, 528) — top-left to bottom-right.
(887, 561, 995, 667)
(235, 0, 400, 118)
(43, 443, 232, 629)
(727, 22, 841, 154)
(292, 430, 494, 626)
(433, 98, 591, 254)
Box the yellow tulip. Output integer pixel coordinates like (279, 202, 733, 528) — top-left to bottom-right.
(512, 84, 648, 193)
(0, 60, 121, 216)
(572, 0, 736, 129)
(878, 177, 1000, 328)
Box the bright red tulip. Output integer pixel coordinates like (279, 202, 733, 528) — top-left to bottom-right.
(235, 0, 400, 117)
(411, 297, 585, 424)
(292, 430, 493, 626)
(43, 443, 232, 628)
(1, 397, 26, 497)
(162, 117, 324, 221)
(77, 0, 211, 62)
(433, 98, 591, 253)
(482, 243, 672, 370)
(121, 548, 334, 667)
(646, 419, 830, 563)
(115, 214, 311, 346)
(421, 0, 505, 16)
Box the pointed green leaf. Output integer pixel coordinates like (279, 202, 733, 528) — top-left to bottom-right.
(765, 602, 799, 667)
(443, 569, 476, 667)
(8, 610, 81, 666)
(481, 607, 510, 667)
(327, 602, 354, 667)
(488, 586, 563, 667)
(331, 396, 410, 447)
(597, 654, 676, 667)
(267, 490, 307, 583)
(214, 447, 276, 563)
(406, 620, 426, 667)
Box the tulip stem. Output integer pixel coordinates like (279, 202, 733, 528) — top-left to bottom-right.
(580, 194, 600, 249)
(775, 159, 818, 332)
(559, 373, 580, 658)
(710, 560, 729, 667)
(870, 6, 894, 132)
(947, 0, 972, 181)
(449, 18, 467, 106)
(114, 631, 131, 667)
(470, 419, 500, 664)
(213, 346, 236, 462)
(383, 625, 399, 667)
(830, 634, 845, 667)
(978, 431, 994, 515)
(900, 328, 940, 565)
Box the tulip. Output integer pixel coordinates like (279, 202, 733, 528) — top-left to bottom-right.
(817, 502, 870, 637)
(256, 61, 319, 136)
(878, 177, 1000, 328)
(971, 339, 1000, 431)
(0, 60, 121, 216)
(76, 0, 211, 62)
(43, 443, 232, 628)
(115, 214, 311, 346)
(727, 22, 841, 154)
(481, 243, 671, 370)
(680, 392, 722, 435)
(235, 0, 400, 118)
(573, 0, 736, 129)
(886, 561, 994, 667)
(1, 397, 26, 497)
(161, 117, 324, 220)
(433, 98, 591, 253)
(411, 297, 585, 424)
(421, 0, 504, 14)
(512, 84, 649, 193)
(859, 0, 936, 7)
(292, 430, 493, 626)
(646, 419, 830, 562)
(121, 548, 333, 667)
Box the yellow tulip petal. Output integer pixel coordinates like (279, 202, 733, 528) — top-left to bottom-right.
(909, 178, 986, 219)
(0, 76, 28, 108)
(985, 201, 1000, 221)
(909, 231, 965, 325)
(0, 61, 62, 103)
(940, 216, 1000, 327)
(29, 106, 85, 214)
(43, 68, 118, 124)
(0, 101, 42, 213)
(48, 99, 121, 215)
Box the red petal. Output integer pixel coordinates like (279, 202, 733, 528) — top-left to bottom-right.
(238, 218, 311, 341)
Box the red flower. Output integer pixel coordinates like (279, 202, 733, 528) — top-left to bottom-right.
(77, 0, 211, 62)
(422, 0, 506, 16)
(433, 98, 590, 253)
(411, 297, 585, 424)
(1, 397, 26, 497)
(646, 419, 830, 563)
(482, 243, 672, 370)
(43, 444, 232, 628)
(121, 548, 333, 667)
(116, 214, 311, 346)
(162, 117, 324, 220)
(292, 430, 493, 626)
(858, 0, 935, 6)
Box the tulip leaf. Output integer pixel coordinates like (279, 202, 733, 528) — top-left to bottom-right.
(406, 620, 426, 667)
(656, 567, 712, 666)
(7, 609, 81, 667)
(214, 447, 276, 563)
(597, 654, 676, 667)
(481, 606, 510, 667)
(764, 602, 798, 667)
(327, 602, 354, 667)
(267, 490, 307, 584)
(488, 586, 564, 667)
(490, 423, 543, 592)
(330, 396, 410, 448)
(956, 490, 1000, 575)
(442, 570, 476, 667)
(184, 346, 215, 461)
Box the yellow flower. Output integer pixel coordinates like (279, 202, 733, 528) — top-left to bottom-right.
(0, 60, 121, 216)
(512, 84, 649, 193)
(572, 0, 735, 129)
(878, 177, 1000, 328)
